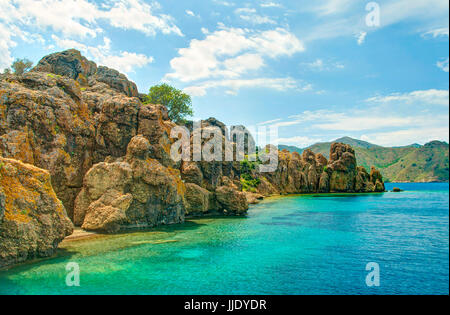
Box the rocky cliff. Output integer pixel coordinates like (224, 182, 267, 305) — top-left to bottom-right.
(0, 156, 73, 268)
(0, 49, 248, 234)
(0, 49, 385, 266)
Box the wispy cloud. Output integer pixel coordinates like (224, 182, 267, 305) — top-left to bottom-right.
(437, 58, 449, 73)
(165, 24, 305, 96)
(235, 8, 276, 25)
(183, 77, 310, 97)
(366, 89, 449, 106)
(301, 58, 345, 71)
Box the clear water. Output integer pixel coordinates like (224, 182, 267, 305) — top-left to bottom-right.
(0, 183, 448, 295)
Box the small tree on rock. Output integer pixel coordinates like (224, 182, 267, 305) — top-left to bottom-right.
(12, 58, 33, 75)
(145, 83, 193, 124)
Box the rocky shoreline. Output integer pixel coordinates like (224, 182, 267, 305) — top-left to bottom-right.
(0, 49, 385, 268)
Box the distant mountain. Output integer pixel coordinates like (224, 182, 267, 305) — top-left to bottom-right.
(279, 138, 449, 183)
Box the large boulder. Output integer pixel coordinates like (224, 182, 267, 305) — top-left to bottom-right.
(33, 49, 138, 97)
(184, 183, 213, 215)
(0, 157, 73, 268)
(215, 185, 248, 214)
(74, 135, 186, 232)
(32, 49, 97, 81)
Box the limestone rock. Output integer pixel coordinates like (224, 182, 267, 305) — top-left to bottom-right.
(215, 185, 248, 214)
(244, 192, 264, 204)
(0, 157, 73, 268)
(184, 183, 212, 215)
(328, 143, 357, 192)
(94, 66, 138, 97)
(32, 49, 97, 81)
(74, 136, 185, 232)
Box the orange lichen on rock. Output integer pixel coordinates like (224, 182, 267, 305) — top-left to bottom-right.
(0, 156, 73, 268)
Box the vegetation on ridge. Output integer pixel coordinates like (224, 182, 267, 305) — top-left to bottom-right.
(144, 83, 193, 124)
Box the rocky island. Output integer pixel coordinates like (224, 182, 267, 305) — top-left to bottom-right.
(0, 50, 385, 268)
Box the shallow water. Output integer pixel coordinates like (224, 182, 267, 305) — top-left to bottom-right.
(0, 183, 448, 295)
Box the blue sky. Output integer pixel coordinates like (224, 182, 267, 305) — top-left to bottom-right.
(1, 0, 448, 147)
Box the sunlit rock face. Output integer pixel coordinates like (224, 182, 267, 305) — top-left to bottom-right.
(0, 156, 73, 268)
(253, 142, 385, 195)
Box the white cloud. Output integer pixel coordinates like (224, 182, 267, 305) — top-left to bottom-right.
(184, 77, 308, 97)
(52, 35, 154, 74)
(0, 23, 16, 69)
(262, 86, 450, 147)
(0, 0, 180, 71)
(305, 0, 449, 43)
(437, 58, 449, 73)
(223, 53, 265, 76)
(356, 31, 367, 45)
(213, 0, 235, 7)
(0, 0, 182, 39)
(185, 10, 200, 19)
(257, 118, 283, 125)
(302, 58, 344, 71)
(260, 2, 282, 8)
(101, 0, 183, 36)
(361, 127, 449, 147)
(423, 27, 449, 38)
(313, 0, 355, 16)
(165, 25, 304, 91)
(366, 89, 449, 106)
(235, 8, 277, 25)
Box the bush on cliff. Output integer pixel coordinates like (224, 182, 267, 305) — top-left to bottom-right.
(11, 58, 33, 75)
(240, 159, 261, 192)
(144, 83, 193, 124)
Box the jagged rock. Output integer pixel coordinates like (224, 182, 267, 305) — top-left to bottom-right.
(253, 142, 384, 196)
(181, 162, 204, 186)
(329, 143, 357, 192)
(74, 135, 185, 232)
(355, 166, 371, 192)
(0, 51, 159, 221)
(244, 192, 264, 204)
(215, 185, 248, 214)
(94, 66, 138, 97)
(318, 171, 330, 193)
(370, 167, 385, 192)
(82, 190, 133, 233)
(33, 49, 138, 97)
(184, 183, 212, 215)
(32, 49, 97, 81)
(0, 157, 73, 268)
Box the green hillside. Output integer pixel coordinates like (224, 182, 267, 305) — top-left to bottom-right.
(279, 138, 449, 183)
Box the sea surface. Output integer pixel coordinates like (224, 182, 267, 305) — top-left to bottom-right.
(0, 183, 448, 295)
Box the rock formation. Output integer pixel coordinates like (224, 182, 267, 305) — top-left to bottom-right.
(0, 49, 385, 266)
(251, 143, 385, 195)
(0, 156, 73, 268)
(73, 135, 185, 232)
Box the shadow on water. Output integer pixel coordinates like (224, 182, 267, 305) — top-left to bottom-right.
(0, 247, 78, 275)
(0, 220, 217, 275)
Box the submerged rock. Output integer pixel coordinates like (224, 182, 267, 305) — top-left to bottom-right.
(0, 156, 73, 268)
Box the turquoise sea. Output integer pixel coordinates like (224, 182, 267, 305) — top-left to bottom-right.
(0, 183, 448, 295)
